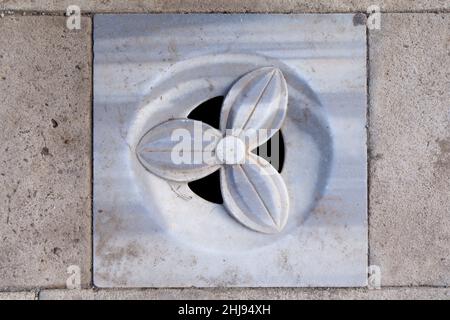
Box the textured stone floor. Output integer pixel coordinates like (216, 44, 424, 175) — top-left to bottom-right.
(0, 16, 92, 290)
(369, 13, 450, 287)
(0, 1, 449, 299)
(1, 0, 449, 13)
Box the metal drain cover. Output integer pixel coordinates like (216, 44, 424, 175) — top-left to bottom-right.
(93, 14, 367, 287)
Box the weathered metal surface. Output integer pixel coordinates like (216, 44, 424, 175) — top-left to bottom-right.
(136, 67, 290, 233)
(93, 14, 367, 287)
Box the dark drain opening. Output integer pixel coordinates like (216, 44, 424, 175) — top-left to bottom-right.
(188, 96, 223, 129)
(188, 170, 223, 204)
(187, 96, 285, 204)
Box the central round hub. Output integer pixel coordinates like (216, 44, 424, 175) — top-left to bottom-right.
(215, 136, 246, 164)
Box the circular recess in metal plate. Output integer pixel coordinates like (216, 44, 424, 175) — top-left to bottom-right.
(127, 54, 333, 252)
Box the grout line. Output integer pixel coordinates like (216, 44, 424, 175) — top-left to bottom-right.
(90, 14, 95, 289)
(2, 285, 449, 300)
(2, 284, 449, 293)
(366, 18, 371, 272)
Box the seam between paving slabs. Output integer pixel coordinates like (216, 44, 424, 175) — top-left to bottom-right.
(1, 284, 448, 297)
(89, 11, 365, 289)
(34, 285, 450, 300)
(90, 14, 95, 289)
(365, 16, 371, 278)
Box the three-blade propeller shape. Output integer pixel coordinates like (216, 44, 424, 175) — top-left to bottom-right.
(136, 67, 290, 233)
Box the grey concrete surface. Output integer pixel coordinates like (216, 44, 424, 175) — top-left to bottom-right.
(0, 8, 449, 298)
(39, 287, 450, 300)
(369, 14, 450, 286)
(0, 291, 37, 300)
(0, 0, 449, 13)
(0, 16, 92, 289)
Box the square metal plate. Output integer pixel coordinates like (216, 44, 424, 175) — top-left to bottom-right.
(93, 14, 367, 287)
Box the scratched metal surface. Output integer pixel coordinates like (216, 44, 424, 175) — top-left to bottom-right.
(93, 14, 367, 287)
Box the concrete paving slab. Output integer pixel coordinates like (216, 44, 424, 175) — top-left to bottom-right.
(39, 287, 450, 300)
(369, 13, 450, 286)
(0, 1, 449, 13)
(0, 16, 92, 289)
(0, 291, 36, 300)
